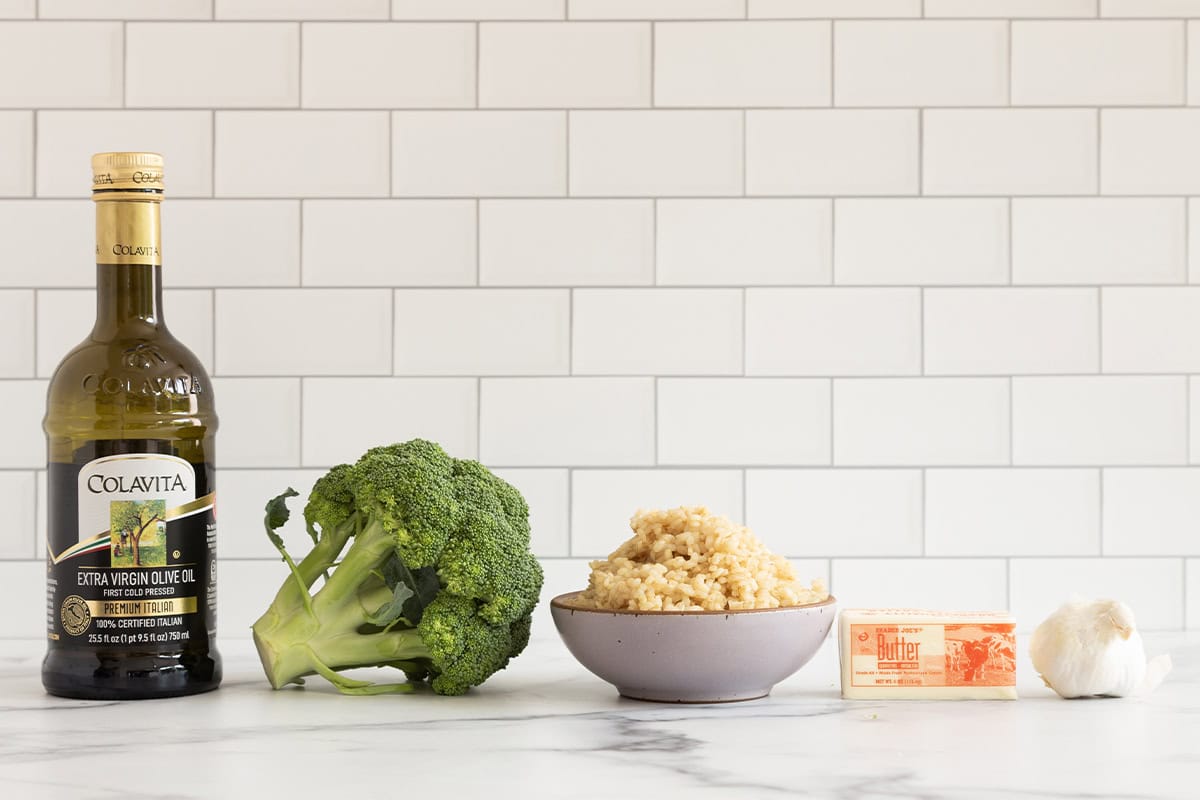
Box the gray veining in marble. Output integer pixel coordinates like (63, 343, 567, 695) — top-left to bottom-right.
(0, 633, 1195, 800)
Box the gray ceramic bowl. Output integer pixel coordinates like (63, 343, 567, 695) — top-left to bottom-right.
(550, 592, 836, 703)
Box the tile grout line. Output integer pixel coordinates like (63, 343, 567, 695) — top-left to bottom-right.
(650, 21, 656, 108)
(1006, 18, 1012, 106)
(297, 21, 303, 108)
(828, 19, 835, 106)
(917, 108, 924, 196)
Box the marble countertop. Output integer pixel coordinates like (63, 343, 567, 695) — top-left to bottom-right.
(0, 633, 1195, 800)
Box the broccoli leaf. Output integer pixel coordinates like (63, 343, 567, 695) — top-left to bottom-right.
(365, 581, 415, 629)
(264, 488, 300, 551)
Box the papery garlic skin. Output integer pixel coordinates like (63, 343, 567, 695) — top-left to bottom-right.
(1030, 598, 1155, 699)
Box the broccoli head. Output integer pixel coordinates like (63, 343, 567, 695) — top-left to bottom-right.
(250, 439, 543, 696)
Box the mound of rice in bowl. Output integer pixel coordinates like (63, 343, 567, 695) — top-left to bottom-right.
(574, 506, 829, 612)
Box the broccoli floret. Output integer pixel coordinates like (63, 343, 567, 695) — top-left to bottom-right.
(250, 439, 543, 696)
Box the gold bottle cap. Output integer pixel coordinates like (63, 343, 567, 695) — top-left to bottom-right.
(91, 152, 164, 193)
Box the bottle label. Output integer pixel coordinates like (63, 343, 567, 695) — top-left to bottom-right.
(46, 453, 216, 649)
(95, 201, 162, 266)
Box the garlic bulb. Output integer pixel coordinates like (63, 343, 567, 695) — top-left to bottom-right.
(1029, 598, 1172, 699)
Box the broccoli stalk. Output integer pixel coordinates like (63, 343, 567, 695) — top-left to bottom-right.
(250, 440, 542, 696)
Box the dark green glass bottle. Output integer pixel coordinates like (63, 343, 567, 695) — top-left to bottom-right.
(42, 152, 221, 699)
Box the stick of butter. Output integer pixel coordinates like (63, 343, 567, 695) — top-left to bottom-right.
(839, 608, 1018, 700)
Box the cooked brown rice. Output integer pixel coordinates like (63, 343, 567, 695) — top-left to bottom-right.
(574, 506, 829, 611)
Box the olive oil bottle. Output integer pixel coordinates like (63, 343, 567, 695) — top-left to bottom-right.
(43, 153, 221, 699)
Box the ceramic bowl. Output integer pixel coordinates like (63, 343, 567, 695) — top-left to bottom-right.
(550, 592, 836, 703)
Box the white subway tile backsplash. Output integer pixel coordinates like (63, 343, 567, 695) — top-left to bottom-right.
(834, 199, 1008, 285)
(480, 378, 654, 466)
(925, 0, 1096, 15)
(924, 110, 1097, 196)
(0, 380, 46, 469)
(218, 0, 386, 18)
(1012, 377, 1187, 465)
(394, 0, 563, 19)
(745, 288, 921, 376)
(394, 111, 566, 197)
(926, 469, 1100, 556)
(1102, 111, 1200, 194)
(834, 22, 1008, 107)
(480, 200, 652, 285)
(0, 472, 35, 558)
(0, 23, 121, 107)
(128, 23, 299, 108)
(170, 200, 301, 287)
(1103, 1, 1200, 17)
(570, 469, 743, 557)
(394, 289, 569, 375)
(302, 377, 478, 466)
(0, 0, 34, 17)
(834, 378, 1010, 466)
(0, 291, 34, 377)
(4, 5, 1200, 630)
(0, 112, 32, 196)
(746, 111, 919, 196)
(924, 288, 1099, 375)
(1103, 288, 1200, 373)
(751, 0, 920, 17)
(1012, 199, 1186, 285)
(572, 289, 743, 375)
(217, 469, 324, 559)
(217, 112, 389, 197)
(0, 562, 45, 637)
(1012, 22, 1183, 106)
(490, 469, 570, 557)
(303, 200, 475, 287)
(481, 22, 649, 108)
(658, 379, 831, 465)
(569, 111, 742, 196)
(36, 289, 214, 376)
(832, 558, 1009, 611)
(38, 111, 213, 198)
(215, 288, 391, 375)
(304, 23, 474, 109)
(655, 21, 830, 108)
(1104, 469, 1200, 556)
(576, 0, 741, 19)
(210, 378, 301, 468)
(747, 470, 922, 556)
(1009, 558, 1184, 631)
(1189, 560, 1199, 630)
(216, 561, 282, 640)
(657, 199, 831, 286)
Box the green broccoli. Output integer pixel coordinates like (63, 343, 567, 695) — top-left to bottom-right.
(250, 439, 543, 696)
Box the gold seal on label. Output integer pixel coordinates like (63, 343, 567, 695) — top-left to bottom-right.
(61, 595, 92, 636)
